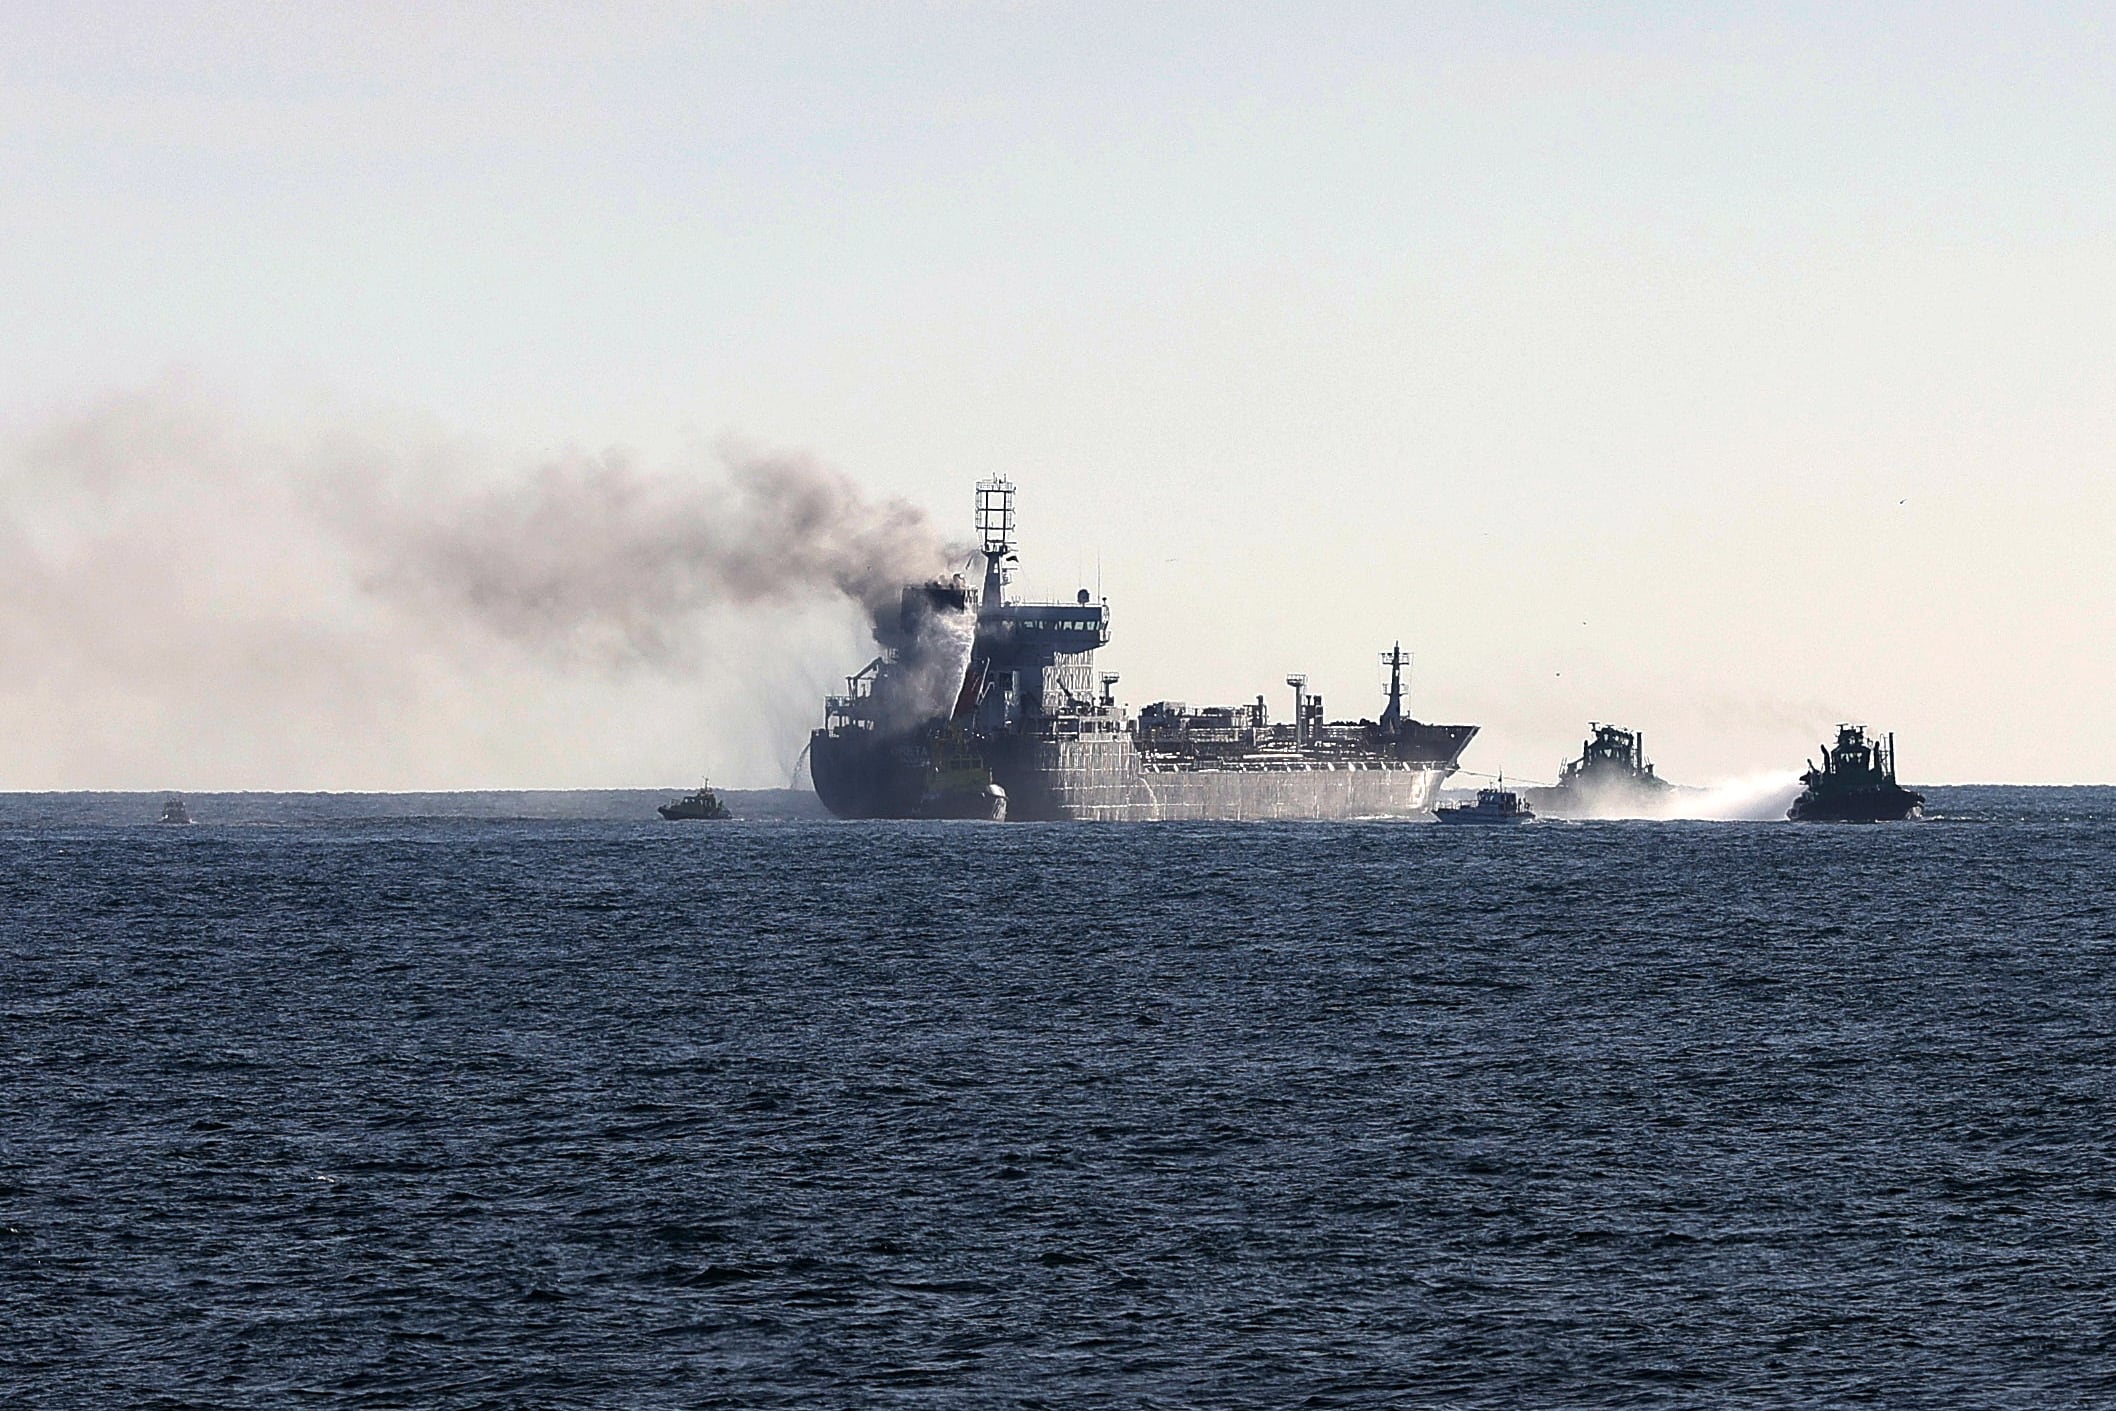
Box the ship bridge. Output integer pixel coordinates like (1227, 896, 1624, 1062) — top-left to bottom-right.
(977, 601, 1110, 652)
(961, 478, 1117, 734)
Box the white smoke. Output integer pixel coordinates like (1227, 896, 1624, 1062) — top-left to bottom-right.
(862, 587, 979, 736)
(899, 598, 978, 729)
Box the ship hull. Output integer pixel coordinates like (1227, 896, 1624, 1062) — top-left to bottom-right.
(1435, 809, 1532, 825)
(814, 728, 1452, 822)
(1787, 787, 1923, 823)
(657, 804, 729, 820)
(1522, 777, 1678, 819)
(809, 729, 929, 819)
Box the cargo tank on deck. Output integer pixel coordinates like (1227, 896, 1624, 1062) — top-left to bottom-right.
(808, 479, 1478, 822)
(1787, 725, 1924, 822)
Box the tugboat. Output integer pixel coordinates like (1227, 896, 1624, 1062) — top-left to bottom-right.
(1787, 726, 1923, 822)
(1435, 784, 1535, 825)
(657, 783, 731, 821)
(1521, 723, 1677, 819)
(159, 796, 191, 825)
(912, 727, 1009, 820)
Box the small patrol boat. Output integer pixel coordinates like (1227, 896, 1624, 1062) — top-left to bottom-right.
(1787, 726, 1923, 822)
(1435, 785, 1535, 825)
(159, 796, 191, 825)
(657, 783, 731, 821)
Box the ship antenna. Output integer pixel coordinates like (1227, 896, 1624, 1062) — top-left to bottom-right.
(975, 476, 1016, 607)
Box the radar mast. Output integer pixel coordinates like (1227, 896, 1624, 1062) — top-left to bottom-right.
(975, 476, 1016, 608)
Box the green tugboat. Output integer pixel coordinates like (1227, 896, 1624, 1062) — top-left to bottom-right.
(912, 726, 1008, 821)
(1787, 726, 1923, 822)
(657, 782, 731, 821)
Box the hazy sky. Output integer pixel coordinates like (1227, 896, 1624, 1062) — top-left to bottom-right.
(4, 2, 2112, 787)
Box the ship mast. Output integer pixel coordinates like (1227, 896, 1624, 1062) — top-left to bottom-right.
(975, 476, 1016, 609)
(1379, 643, 1410, 735)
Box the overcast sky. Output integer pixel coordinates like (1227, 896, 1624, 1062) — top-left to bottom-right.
(4, 2, 2112, 787)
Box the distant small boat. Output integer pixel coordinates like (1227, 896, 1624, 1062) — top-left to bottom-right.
(658, 783, 731, 821)
(159, 796, 191, 825)
(1435, 786, 1534, 825)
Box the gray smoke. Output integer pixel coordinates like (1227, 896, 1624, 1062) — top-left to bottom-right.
(0, 382, 960, 788)
(346, 439, 957, 668)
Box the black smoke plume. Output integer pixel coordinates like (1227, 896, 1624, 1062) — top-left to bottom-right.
(349, 440, 958, 667)
(0, 382, 961, 787)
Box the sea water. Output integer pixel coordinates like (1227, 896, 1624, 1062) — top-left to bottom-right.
(4, 787, 2113, 1406)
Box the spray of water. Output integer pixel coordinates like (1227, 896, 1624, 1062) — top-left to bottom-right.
(1542, 770, 1804, 821)
(890, 600, 979, 732)
(1658, 771, 1805, 820)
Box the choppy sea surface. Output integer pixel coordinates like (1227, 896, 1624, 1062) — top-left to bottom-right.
(5, 786, 2114, 1408)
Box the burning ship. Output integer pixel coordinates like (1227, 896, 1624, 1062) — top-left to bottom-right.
(808, 479, 1477, 822)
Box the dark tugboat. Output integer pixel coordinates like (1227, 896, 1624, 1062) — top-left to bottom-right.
(1521, 723, 1677, 819)
(1435, 785, 1535, 825)
(657, 783, 731, 821)
(1787, 726, 1923, 822)
(159, 796, 191, 825)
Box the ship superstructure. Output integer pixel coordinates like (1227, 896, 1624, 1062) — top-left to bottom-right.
(809, 479, 1477, 822)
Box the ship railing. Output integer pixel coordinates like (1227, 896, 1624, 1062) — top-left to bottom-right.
(1135, 753, 1422, 773)
(1028, 712, 1127, 742)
